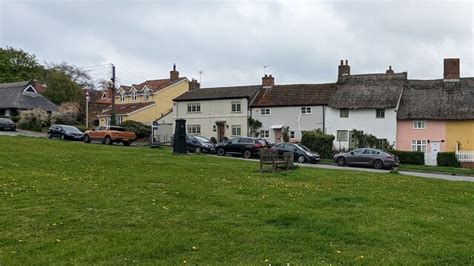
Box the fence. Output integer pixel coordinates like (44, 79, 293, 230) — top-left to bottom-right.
(424, 153, 437, 166)
(456, 151, 474, 162)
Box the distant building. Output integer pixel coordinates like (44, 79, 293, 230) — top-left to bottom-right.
(0, 80, 58, 116)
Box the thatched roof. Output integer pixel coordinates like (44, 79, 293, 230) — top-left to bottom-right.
(0, 80, 58, 112)
(397, 78, 474, 120)
(250, 83, 336, 107)
(329, 72, 407, 109)
(173, 85, 260, 101)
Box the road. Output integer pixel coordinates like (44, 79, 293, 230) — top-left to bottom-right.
(0, 129, 46, 138)
(210, 154, 474, 183)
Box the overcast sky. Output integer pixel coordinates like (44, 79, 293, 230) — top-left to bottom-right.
(1, 0, 473, 88)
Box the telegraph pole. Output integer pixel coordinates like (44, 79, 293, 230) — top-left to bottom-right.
(110, 64, 116, 126)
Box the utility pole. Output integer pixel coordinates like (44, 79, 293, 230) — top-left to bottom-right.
(110, 64, 116, 126)
(85, 90, 89, 128)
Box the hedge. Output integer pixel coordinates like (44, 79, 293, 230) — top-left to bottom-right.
(300, 129, 335, 159)
(437, 152, 460, 167)
(120, 120, 151, 139)
(387, 150, 424, 165)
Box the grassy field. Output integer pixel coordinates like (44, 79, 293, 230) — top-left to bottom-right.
(1, 136, 473, 264)
(399, 164, 474, 176)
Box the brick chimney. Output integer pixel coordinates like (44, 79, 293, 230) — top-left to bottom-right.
(444, 58, 460, 81)
(338, 59, 350, 77)
(189, 78, 200, 90)
(170, 63, 179, 81)
(262, 74, 274, 87)
(386, 65, 394, 74)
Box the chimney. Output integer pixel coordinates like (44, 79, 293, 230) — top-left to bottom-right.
(170, 63, 179, 81)
(386, 65, 394, 74)
(262, 74, 274, 87)
(189, 78, 200, 90)
(443, 58, 460, 81)
(338, 59, 350, 77)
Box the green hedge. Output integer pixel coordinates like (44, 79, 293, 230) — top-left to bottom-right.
(120, 120, 151, 139)
(437, 152, 460, 167)
(300, 129, 335, 159)
(387, 150, 424, 165)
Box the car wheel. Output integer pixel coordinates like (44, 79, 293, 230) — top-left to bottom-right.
(243, 150, 252, 159)
(123, 141, 130, 146)
(373, 159, 384, 170)
(217, 148, 225, 156)
(83, 135, 91, 143)
(104, 136, 112, 145)
(297, 155, 306, 163)
(60, 134, 65, 140)
(336, 157, 346, 166)
(47, 133, 52, 139)
(195, 147, 201, 154)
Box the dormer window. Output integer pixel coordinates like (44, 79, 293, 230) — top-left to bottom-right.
(120, 92, 125, 102)
(144, 89, 150, 101)
(131, 91, 137, 101)
(23, 85, 37, 93)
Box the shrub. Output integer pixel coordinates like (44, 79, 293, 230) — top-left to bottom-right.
(300, 129, 335, 159)
(50, 112, 77, 125)
(437, 152, 460, 167)
(210, 137, 217, 144)
(18, 109, 50, 131)
(386, 150, 424, 165)
(10, 116, 20, 123)
(120, 120, 151, 138)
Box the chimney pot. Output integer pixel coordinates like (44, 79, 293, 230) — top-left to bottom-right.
(345, 60, 348, 65)
(443, 58, 460, 81)
(262, 74, 275, 87)
(338, 59, 350, 78)
(170, 64, 179, 81)
(340, 60, 344, 65)
(386, 65, 394, 74)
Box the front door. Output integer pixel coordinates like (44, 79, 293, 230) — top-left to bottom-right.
(217, 123, 225, 142)
(274, 129, 282, 143)
(431, 141, 441, 160)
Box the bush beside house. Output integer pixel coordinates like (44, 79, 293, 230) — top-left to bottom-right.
(17, 109, 50, 131)
(437, 152, 460, 167)
(301, 129, 335, 159)
(387, 150, 424, 165)
(120, 120, 151, 139)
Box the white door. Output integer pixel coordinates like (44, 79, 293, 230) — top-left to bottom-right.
(431, 141, 440, 157)
(425, 141, 441, 166)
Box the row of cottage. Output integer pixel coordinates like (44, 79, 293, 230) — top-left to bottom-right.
(95, 59, 474, 155)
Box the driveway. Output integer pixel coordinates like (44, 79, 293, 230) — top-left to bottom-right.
(210, 154, 474, 183)
(0, 129, 46, 138)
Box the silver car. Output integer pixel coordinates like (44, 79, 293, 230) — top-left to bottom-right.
(334, 148, 400, 169)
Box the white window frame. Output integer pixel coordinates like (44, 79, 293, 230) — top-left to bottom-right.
(411, 140, 427, 152)
(231, 125, 241, 137)
(376, 109, 385, 119)
(290, 130, 295, 139)
(187, 103, 201, 113)
(120, 92, 125, 102)
(337, 130, 349, 141)
(231, 101, 242, 113)
(413, 120, 426, 129)
(301, 107, 312, 114)
(116, 116, 123, 125)
(260, 108, 271, 116)
(131, 91, 137, 101)
(259, 130, 269, 138)
(143, 89, 150, 101)
(187, 124, 201, 135)
(340, 108, 349, 118)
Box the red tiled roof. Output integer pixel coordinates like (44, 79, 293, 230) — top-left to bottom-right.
(250, 83, 336, 107)
(120, 77, 187, 93)
(100, 102, 155, 116)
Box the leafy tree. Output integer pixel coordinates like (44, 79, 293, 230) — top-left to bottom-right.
(301, 129, 335, 159)
(351, 129, 379, 148)
(0, 47, 45, 82)
(43, 71, 84, 105)
(282, 126, 290, 142)
(248, 117, 262, 137)
(47, 62, 94, 89)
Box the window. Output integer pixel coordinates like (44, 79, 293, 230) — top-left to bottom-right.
(301, 107, 312, 114)
(376, 138, 388, 149)
(231, 101, 241, 112)
(411, 140, 427, 152)
(260, 108, 271, 115)
(116, 116, 123, 125)
(260, 130, 269, 138)
(120, 92, 125, 102)
(187, 124, 201, 135)
(238, 138, 253, 144)
(290, 131, 295, 139)
(340, 108, 349, 118)
(376, 109, 385, 119)
(413, 120, 426, 129)
(143, 89, 150, 101)
(231, 125, 241, 136)
(337, 130, 349, 141)
(131, 91, 137, 101)
(187, 103, 201, 113)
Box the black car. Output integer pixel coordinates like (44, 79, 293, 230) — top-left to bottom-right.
(47, 125, 84, 141)
(216, 137, 267, 158)
(0, 118, 16, 131)
(187, 135, 216, 153)
(333, 148, 400, 169)
(272, 143, 320, 163)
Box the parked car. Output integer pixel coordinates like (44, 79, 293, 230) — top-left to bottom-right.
(187, 135, 216, 153)
(47, 125, 84, 140)
(333, 148, 400, 169)
(83, 126, 136, 146)
(0, 118, 16, 131)
(272, 143, 320, 163)
(216, 137, 268, 158)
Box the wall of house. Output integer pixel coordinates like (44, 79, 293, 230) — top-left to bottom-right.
(396, 120, 446, 152)
(174, 98, 249, 140)
(250, 106, 325, 143)
(325, 107, 398, 150)
(446, 120, 474, 151)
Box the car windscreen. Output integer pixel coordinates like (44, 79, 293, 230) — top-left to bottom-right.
(0, 118, 13, 123)
(62, 126, 82, 133)
(195, 136, 210, 143)
(109, 127, 126, 131)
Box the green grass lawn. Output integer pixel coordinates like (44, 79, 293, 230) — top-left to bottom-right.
(1, 136, 473, 264)
(399, 164, 474, 176)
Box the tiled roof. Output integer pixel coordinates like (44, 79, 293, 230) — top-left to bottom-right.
(173, 85, 260, 101)
(119, 77, 187, 93)
(100, 102, 155, 116)
(250, 83, 336, 107)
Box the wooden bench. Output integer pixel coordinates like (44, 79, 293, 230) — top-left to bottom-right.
(259, 147, 294, 173)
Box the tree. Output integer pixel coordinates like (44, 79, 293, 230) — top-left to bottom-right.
(0, 47, 45, 83)
(43, 71, 84, 105)
(248, 117, 262, 137)
(351, 129, 379, 148)
(301, 129, 335, 159)
(47, 62, 94, 89)
(282, 126, 290, 142)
